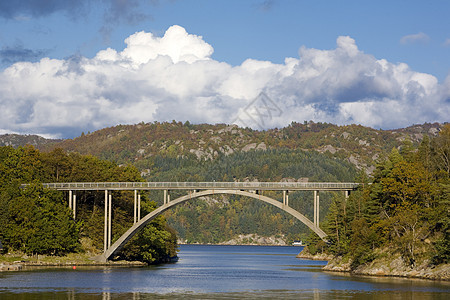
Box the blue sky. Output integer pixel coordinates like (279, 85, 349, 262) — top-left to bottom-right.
(0, 0, 449, 138)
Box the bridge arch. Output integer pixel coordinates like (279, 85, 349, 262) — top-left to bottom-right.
(99, 189, 327, 262)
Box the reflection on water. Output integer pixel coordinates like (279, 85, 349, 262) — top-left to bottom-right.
(0, 290, 449, 299)
(0, 244, 449, 299)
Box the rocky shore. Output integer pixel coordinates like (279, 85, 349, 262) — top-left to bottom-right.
(179, 234, 288, 246)
(324, 255, 450, 281)
(296, 248, 333, 261)
(219, 234, 287, 246)
(297, 247, 450, 281)
(0, 263, 23, 271)
(0, 252, 146, 271)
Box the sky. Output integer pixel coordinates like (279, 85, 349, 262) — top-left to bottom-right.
(0, 0, 449, 138)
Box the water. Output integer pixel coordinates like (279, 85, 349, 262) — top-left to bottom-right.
(0, 244, 449, 299)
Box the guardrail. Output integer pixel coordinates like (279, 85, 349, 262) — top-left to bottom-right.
(21, 182, 361, 191)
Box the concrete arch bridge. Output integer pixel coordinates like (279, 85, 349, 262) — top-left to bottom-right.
(33, 182, 360, 262)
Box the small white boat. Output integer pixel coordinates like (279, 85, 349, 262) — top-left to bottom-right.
(292, 240, 303, 246)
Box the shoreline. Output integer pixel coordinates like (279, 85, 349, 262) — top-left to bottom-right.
(0, 260, 147, 272)
(179, 243, 299, 247)
(4, 245, 448, 281)
(0, 252, 147, 272)
(296, 247, 450, 281)
(1, 244, 297, 272)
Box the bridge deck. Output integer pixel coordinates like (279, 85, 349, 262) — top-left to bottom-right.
(28, 182, 360, 191)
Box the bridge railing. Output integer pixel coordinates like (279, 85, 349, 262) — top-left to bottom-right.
(26, 181, 361, 191)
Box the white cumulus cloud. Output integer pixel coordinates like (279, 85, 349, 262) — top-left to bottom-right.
(0, 25, 448, 138)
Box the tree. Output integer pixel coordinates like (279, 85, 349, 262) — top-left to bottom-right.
(431, 124, 450, 175)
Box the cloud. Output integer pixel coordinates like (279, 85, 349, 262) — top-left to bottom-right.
(117, 25, 214, 64)
(0, 0, 159, 42)
(0, 26, 448, 138)
(400, 32, 430, 45)
(257, 0, 277, 11)
(99, 0, 156, 42)
(0, 44, 49, 67)
(0, 0, 89, 19)
(444, 38, 450, 47)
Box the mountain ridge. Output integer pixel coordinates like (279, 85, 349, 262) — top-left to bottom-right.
(1, 121, 443, 176)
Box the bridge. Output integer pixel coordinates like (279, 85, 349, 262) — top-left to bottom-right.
(29, 181, 361, 262)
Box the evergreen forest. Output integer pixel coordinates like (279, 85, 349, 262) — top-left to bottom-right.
(0, 146, 177, 264)
(307, 125, 450, 268)
(142, 148, 357, 243)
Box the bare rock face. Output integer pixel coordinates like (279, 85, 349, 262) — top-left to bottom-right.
(241, 142, 266, 152)
(256, 142, 267, 150)
(322, 256, 351, 271)
(189, 148, 213, 160)
(296, 247, 334, 261)
(348, 154, 359, 166)
(0, 263, 23, 271)
(323, 251, 450, 281)
(358, 139, 369, 146)
(429, 127, 439, 135)
(319, 145, 337, 154)
(220, 234, 287, 246)
(221, 145, 234, 156)
(210, 136, 222, 144)
(241, 143, 257, 152)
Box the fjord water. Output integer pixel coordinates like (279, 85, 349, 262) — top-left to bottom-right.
(0, 245, 448, 299)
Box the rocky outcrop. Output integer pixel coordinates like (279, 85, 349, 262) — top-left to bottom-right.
(296, 246, 333, 261)
(220, 234, 287, 246)
(323, 254, 450, 281)
(0, 263, 23, 271)
(297, 246, 450, 280)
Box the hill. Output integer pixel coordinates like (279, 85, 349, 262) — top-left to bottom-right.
(1, 121, 445, 244)
(0, 134, 61, 149)
(33, 121, 443, 175)
(2, 122, 443, 175)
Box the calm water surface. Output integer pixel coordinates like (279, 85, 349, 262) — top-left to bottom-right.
(0, 244, 449, 299)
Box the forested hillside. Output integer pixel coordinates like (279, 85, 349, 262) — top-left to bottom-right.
(29, 121, 442, 175)
(0, 146, 177, 264)
(144, 149, 357, 243)
(0, 121, 445, 245)
(307, 124, 450, 272)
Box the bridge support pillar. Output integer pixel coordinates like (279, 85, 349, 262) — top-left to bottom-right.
(73, 193, 76, 219)
(104, 190, 108, 252)
(68, 191, 76, 219)
(138, 192, 141, 221)
(282, 190, 289, 206)
(314, 191, 319, 226)
(134, 190, 137, 224)
(164, 190, 170, 204)
(133, 190, 141, 223)
(108, 192, 112, 248)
